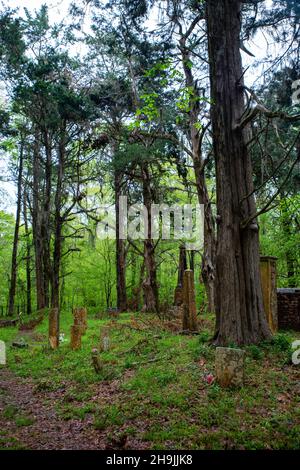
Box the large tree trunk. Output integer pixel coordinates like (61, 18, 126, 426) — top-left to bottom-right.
(32, 132, 46, 310)
(41, 131, 52, 308)
(51, 135, 65, 308)
(8, 140, 24, 316)
(206, 0, 272, 345)
(114, 162, 127, 312)
(141, 164, 159, 313)
(180, 34, 216, 313)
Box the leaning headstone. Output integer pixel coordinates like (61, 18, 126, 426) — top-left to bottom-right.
(12, 338, 28, 349)
(49, 308, 59, 349)
(73, 307, 87, 335)
(70, 325, 82, 350)
(91, 348, 103, 373)
(215, 347, 245, 388)
(182, 270, 198, 332)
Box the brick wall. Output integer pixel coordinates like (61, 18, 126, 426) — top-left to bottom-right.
(277, 288, 300, 331)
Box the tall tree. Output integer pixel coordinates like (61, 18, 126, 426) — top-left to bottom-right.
(206, 0, 272, 345)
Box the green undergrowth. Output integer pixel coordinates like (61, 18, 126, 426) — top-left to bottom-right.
(0, 311, 300, 450)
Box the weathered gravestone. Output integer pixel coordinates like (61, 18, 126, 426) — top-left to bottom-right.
(215, 347, 245, 388)
(70, 325, 82, 350)
(73, 307, 87, 335)
(49, 308, 59, 349)
(91, 348, 103, 373)
(99, 327, 110, 352)
(182, 270, 198, 332)
(260, 256, 278, 333)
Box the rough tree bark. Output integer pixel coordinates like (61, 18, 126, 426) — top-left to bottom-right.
(178, 245, 188, 286)
(8, 139, 24, 316)
(182, 269, 198, 332)
(41, 130, 52, 308)
(23, 187, 32, 315)
(32, 131, 46, 310)
(114, 146, 127, 312)
(48, 130, 66, 349)
(206, 0, 272, 345)
(141, 163, 159, 313)
(179, 27, 216, 314)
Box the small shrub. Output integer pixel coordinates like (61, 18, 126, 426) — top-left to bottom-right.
(198, 330, 211, 343)
(247, 345, 264, 360)
(193, 343, 214, 361)
(272, 334, 291, 352)
(94, 405, 125, 429)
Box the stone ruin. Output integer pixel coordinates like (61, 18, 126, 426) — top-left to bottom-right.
(277, 288, 300, 331)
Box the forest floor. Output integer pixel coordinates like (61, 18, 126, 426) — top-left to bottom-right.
(0, 311, 300, 450)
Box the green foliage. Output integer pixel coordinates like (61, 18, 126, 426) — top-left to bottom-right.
(246, 345, 264, 361)
(15, 415, 34, 427)
(271, 333, 291, 352)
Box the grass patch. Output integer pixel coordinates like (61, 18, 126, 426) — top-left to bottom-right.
(3, 405, 18, 419)
(15, 415, 34, 427)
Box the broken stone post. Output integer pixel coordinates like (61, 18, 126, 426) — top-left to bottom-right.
(260, 256, 278, 333)
(174, 245, 187, 306)
(91, 348, 103, 373)
(215, 347, 245, 388)
(182, 269, 198, 332)
(49, 308, 59, 349)
(73, 307, 87, 335)
(70, 325, 82, 350)
(99, 327, 110, 352)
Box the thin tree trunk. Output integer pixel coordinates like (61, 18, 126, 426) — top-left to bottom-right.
(49, 131, 65, 348)
(180, 33, 216, 313)
(32, 131, 46, 310)
(114, 155, 127, 311)
(51, 134, 64, 310)
(193, 160, 216, 313)
(141, 164, 159, 313)
(8, 140, 24, 316)
(206, 0, 272, 345)
(23, 188, 32, 315)
(42, 131, 52, 308)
